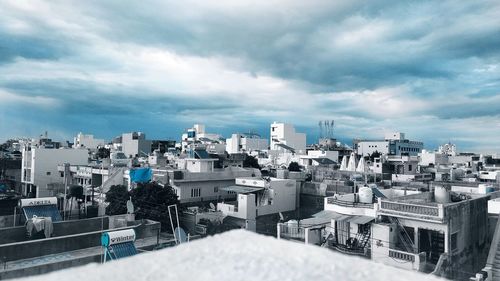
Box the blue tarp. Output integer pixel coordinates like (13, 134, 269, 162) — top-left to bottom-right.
(107, 242, 138, 260)
(23, 205, 63, 222)
(130, 168, 152, 183)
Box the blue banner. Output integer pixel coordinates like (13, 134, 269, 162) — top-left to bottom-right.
(130, 168, 152, 183)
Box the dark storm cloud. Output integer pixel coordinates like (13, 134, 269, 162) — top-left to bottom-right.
(0, 0, 499, 152)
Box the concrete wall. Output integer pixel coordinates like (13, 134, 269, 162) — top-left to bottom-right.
(0, 218, 159, 262)
(0, 217, 110, 244)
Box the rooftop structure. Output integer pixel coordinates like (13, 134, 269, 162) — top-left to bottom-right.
(270, 122, 306, 153)
(354, 132, 423, 157)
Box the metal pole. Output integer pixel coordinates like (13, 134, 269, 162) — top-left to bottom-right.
(13, 207, 16, 227)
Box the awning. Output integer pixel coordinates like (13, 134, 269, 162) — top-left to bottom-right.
(275, 143, 295, 153)
(348, 216, 374, 225)
(311, 158, 337, 165)
(220, 185, 264, 194)
(107, 242, 137, 259)
(22, 205, 62, 222)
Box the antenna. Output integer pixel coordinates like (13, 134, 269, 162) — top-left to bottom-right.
(318, 121, 323, 139)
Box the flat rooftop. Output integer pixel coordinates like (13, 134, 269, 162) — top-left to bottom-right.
(17, 230, 441, 281)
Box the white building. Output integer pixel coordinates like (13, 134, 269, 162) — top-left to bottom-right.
(355, 132, 423, 157)
(121, 132, 151, 158)
(181, 124, 224, 152)
(73, 132, 105, 150)
(299, 150, 339, 168)
(270, 122, 306, 153)
(21, 147, 89, 197)
(438, 143, 457, 156)
(419, 149, 449, 166)
(226, 133, 268, 154)
(217, 177, 297, 231)
(158, 158, 260, 204)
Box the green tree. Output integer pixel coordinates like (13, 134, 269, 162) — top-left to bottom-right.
(96, 147, 110, 159)
(105, 182, 180, 232)
(130, 182, 179, 232)
(243, 155, 260, 169)
(105, 185, 129, 215)
(288, 161, 301, 172)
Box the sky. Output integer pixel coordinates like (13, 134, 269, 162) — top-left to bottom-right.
(0, 1, 499, 153)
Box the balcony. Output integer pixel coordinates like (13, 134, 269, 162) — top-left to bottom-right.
(387, 249, 427, 271)
(378, 200, 443, 222)
(278, 223, 305, 240)
(326, 197, 374, 209)
(324, 194, 377, 217)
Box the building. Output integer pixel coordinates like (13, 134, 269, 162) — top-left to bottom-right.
(121, 132, 152, 158)
(155, 155, 260, 204)
(226, 133, 268, 154)
(354, 132, 423, 157)
(21, 146, 89, 197)
(73, 132, 105, 150)
(217, 177, 297, 231)
(181, 124, 224, 152)
(278, 185, 491, 280)
(270, 122, 306, 153)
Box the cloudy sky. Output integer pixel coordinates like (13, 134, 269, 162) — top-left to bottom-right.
(0, 1, 499, 152)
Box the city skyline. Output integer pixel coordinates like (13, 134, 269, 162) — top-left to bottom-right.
(0, 1, 499, 153)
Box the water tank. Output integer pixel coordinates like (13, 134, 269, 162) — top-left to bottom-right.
(434, 185, 450, 203)
(478, 184, 495, 194)
(358, 186, 373, 204)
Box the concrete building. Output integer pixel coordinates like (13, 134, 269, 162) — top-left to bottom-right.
(354, 132, 423, 157)
(270, 122, 306, 153)
(217, 177, 297, 231)
(278, 185, 490, 280)
(153, 156, 260, 204)
(181, 124, 224, 152)
(121, 132, 152, 158)
(21, 147, 89, 197)
(73, 133, 105, 150)
(226, 133, 268, 154)
(299, 150, 339, 169)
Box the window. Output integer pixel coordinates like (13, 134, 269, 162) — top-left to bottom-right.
(408, 164, 412, 171)
(46, 172, 51, 176)
(191, 188, 201, 198)
(214, 186, 219, 193)
(451, 233, 458, 250)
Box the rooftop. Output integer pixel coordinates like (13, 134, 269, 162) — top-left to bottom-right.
(19, 230, 441, 281)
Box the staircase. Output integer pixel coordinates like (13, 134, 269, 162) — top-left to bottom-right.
(482, 212, 500, 281)
(388, 216, 415, 253)
(491, 241, 500, 279)
(100, 167, 126, 194)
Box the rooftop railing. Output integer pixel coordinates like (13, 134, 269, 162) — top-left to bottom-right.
(379, 200, 442, 221)
(326, 197, 374, 209)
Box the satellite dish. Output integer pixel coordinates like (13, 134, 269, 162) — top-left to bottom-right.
(174, 227, 187, 243)
(126, 198, 134, 214)
(209, 202, 216, 211)
(279, 212, 284, 221)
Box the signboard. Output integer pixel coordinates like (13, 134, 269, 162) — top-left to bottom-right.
(101, 229, 136, 247)
(19, 197, 58, 208)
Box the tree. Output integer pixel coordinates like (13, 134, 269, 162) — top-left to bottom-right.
(105, 185, 129, 216)
(105, 182, 180, 232)
(96, 147, 110, 159)
(288, 161, 301, 172)
(243, 155, 260, 169)
(368, 150, 382, 162)
(130, 182, 179, 232)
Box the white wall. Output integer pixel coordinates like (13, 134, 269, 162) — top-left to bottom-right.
(357, 141, 390, 156)
(22, 148, 89, 197)
(74, 133, 105, 149)
(270, 122, 306, 152)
